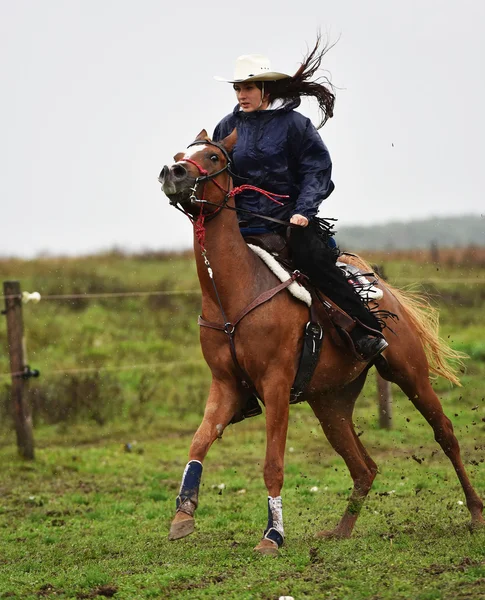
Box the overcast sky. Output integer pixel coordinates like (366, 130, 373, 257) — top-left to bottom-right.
(1, 0, 484, 257)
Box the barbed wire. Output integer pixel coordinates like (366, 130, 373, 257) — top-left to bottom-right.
(0, 358, 206, 380)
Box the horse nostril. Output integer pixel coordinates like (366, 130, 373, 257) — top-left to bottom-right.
(171, 164, 187, 180)
(159, 165, 169, 182)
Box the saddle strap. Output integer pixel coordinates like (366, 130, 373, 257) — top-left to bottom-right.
(308, 289, 346, 349)
(313, 289, 356, 332)
(197, 273, 299, 332)
(290, 304, 324, 404)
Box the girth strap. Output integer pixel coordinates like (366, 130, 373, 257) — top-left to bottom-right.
(290, 302, 324, 404)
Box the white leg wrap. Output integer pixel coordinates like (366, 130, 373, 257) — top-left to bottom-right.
(268, 495, 284, 538)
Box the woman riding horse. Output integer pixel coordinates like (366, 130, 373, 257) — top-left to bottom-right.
(159, 37, 483, 555)
(161, 130, 483, 554)
(212, 39, 388, 363)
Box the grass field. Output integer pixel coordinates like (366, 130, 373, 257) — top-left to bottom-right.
(0, 250, 484, 599)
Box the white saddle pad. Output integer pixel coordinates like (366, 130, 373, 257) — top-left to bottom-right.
(248, 244, 312, 306)
(248, 244, 384, 306)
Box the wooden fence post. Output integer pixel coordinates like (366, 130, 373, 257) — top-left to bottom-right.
(3, 281, 34, 459)
(430, 241, 440, 265)
(377, 373, 392, 429)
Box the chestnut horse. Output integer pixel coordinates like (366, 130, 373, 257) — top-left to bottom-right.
(159, 129, 483, 555)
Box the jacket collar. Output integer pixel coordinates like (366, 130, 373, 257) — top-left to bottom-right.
(232, 97, 300, 118)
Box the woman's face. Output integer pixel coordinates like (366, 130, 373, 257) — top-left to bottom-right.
(233, 82, 269, 112)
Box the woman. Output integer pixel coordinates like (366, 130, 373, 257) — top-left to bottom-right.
(213, 40, 388, 362)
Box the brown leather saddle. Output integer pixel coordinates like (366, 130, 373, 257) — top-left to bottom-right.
(244, 232, 358, 354)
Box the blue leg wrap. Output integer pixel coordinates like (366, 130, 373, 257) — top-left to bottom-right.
(263, 496, 284, 547)
(176, 460, 203, 513)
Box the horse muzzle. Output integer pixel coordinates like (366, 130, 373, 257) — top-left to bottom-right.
(159, 164, 193, 205)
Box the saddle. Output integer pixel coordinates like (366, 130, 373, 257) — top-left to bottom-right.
(223, 233, 382, 424)
(244, 232, 369, 350)
(229, 232, 385, 424)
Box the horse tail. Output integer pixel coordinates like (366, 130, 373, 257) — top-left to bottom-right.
(342, 253, 466, 387)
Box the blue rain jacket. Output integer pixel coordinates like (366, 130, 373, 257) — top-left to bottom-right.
(213, 98, 334, 232)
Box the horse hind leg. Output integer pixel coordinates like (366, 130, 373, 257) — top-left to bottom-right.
(373, 277, 484, 526)
(397, 375, 484, 528)
(309, 372, 378, 539)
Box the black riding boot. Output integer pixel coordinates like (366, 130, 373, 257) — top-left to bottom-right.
(350, 325, 389, 362)
(289, 220, 388, 362)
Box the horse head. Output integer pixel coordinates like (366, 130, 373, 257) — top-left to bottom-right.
(159, 128, 237, 216)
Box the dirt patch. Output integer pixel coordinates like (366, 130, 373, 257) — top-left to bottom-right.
(423, 556, 485, 576)
(35, 584, 71, 598)
(76, 585, 118, 599)
(162, 574, 228, 593)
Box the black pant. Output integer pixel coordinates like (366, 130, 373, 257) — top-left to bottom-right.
(288, 221, 381, 332)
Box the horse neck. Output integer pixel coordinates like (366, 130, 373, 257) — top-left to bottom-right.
(193, 206, 261, 317)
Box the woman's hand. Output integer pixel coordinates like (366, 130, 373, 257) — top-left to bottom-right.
(290, 214, 309, 227)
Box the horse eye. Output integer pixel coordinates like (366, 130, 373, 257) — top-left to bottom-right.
(210, 154, 219, 163)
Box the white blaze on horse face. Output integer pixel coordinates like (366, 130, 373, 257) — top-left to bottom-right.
(182, 144, 211, 161)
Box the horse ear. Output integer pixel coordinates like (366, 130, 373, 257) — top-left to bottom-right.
(194, 129, 210, 142)
(220, 128, 237, 153)
(173, 152, 185, 162)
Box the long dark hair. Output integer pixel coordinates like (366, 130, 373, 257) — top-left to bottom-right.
(263, 35, 336, 129)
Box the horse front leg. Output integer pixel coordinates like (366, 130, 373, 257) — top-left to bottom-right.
(254, 380, 290, 556)
(169, 378, 240, 541)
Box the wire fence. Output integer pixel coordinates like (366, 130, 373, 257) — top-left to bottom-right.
(1, 276, 484, 379)
(0, 287, 205, 380)
(2, 278, 484, 304)
(0, 289, 201, 302)
(395, 278, 485, 284)
(0, 359, 206, 381)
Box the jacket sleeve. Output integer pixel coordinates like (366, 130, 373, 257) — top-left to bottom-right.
(291, 118, 333, 219)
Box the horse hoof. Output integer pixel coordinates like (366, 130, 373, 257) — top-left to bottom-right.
(254, 538, 279, 556)
(469, 519, 485, 533)
(168, 513, 195, 541)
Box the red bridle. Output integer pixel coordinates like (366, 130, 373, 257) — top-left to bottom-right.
(176, 156, 231, 251)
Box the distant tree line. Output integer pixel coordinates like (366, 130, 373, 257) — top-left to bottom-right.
(336, 214, 484, 251)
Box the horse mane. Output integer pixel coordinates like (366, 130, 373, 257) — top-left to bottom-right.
(343, 254, 467, 387)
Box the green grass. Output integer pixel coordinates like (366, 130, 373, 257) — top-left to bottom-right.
(0, 252, 484, 599)
(0, 395, 484, 600)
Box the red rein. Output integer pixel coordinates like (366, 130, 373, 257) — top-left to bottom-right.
(181, 157, 289, 252)
(229, 185, 286, 206)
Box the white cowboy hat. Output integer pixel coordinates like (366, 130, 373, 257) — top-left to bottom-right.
(214, 54, 291, 83)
